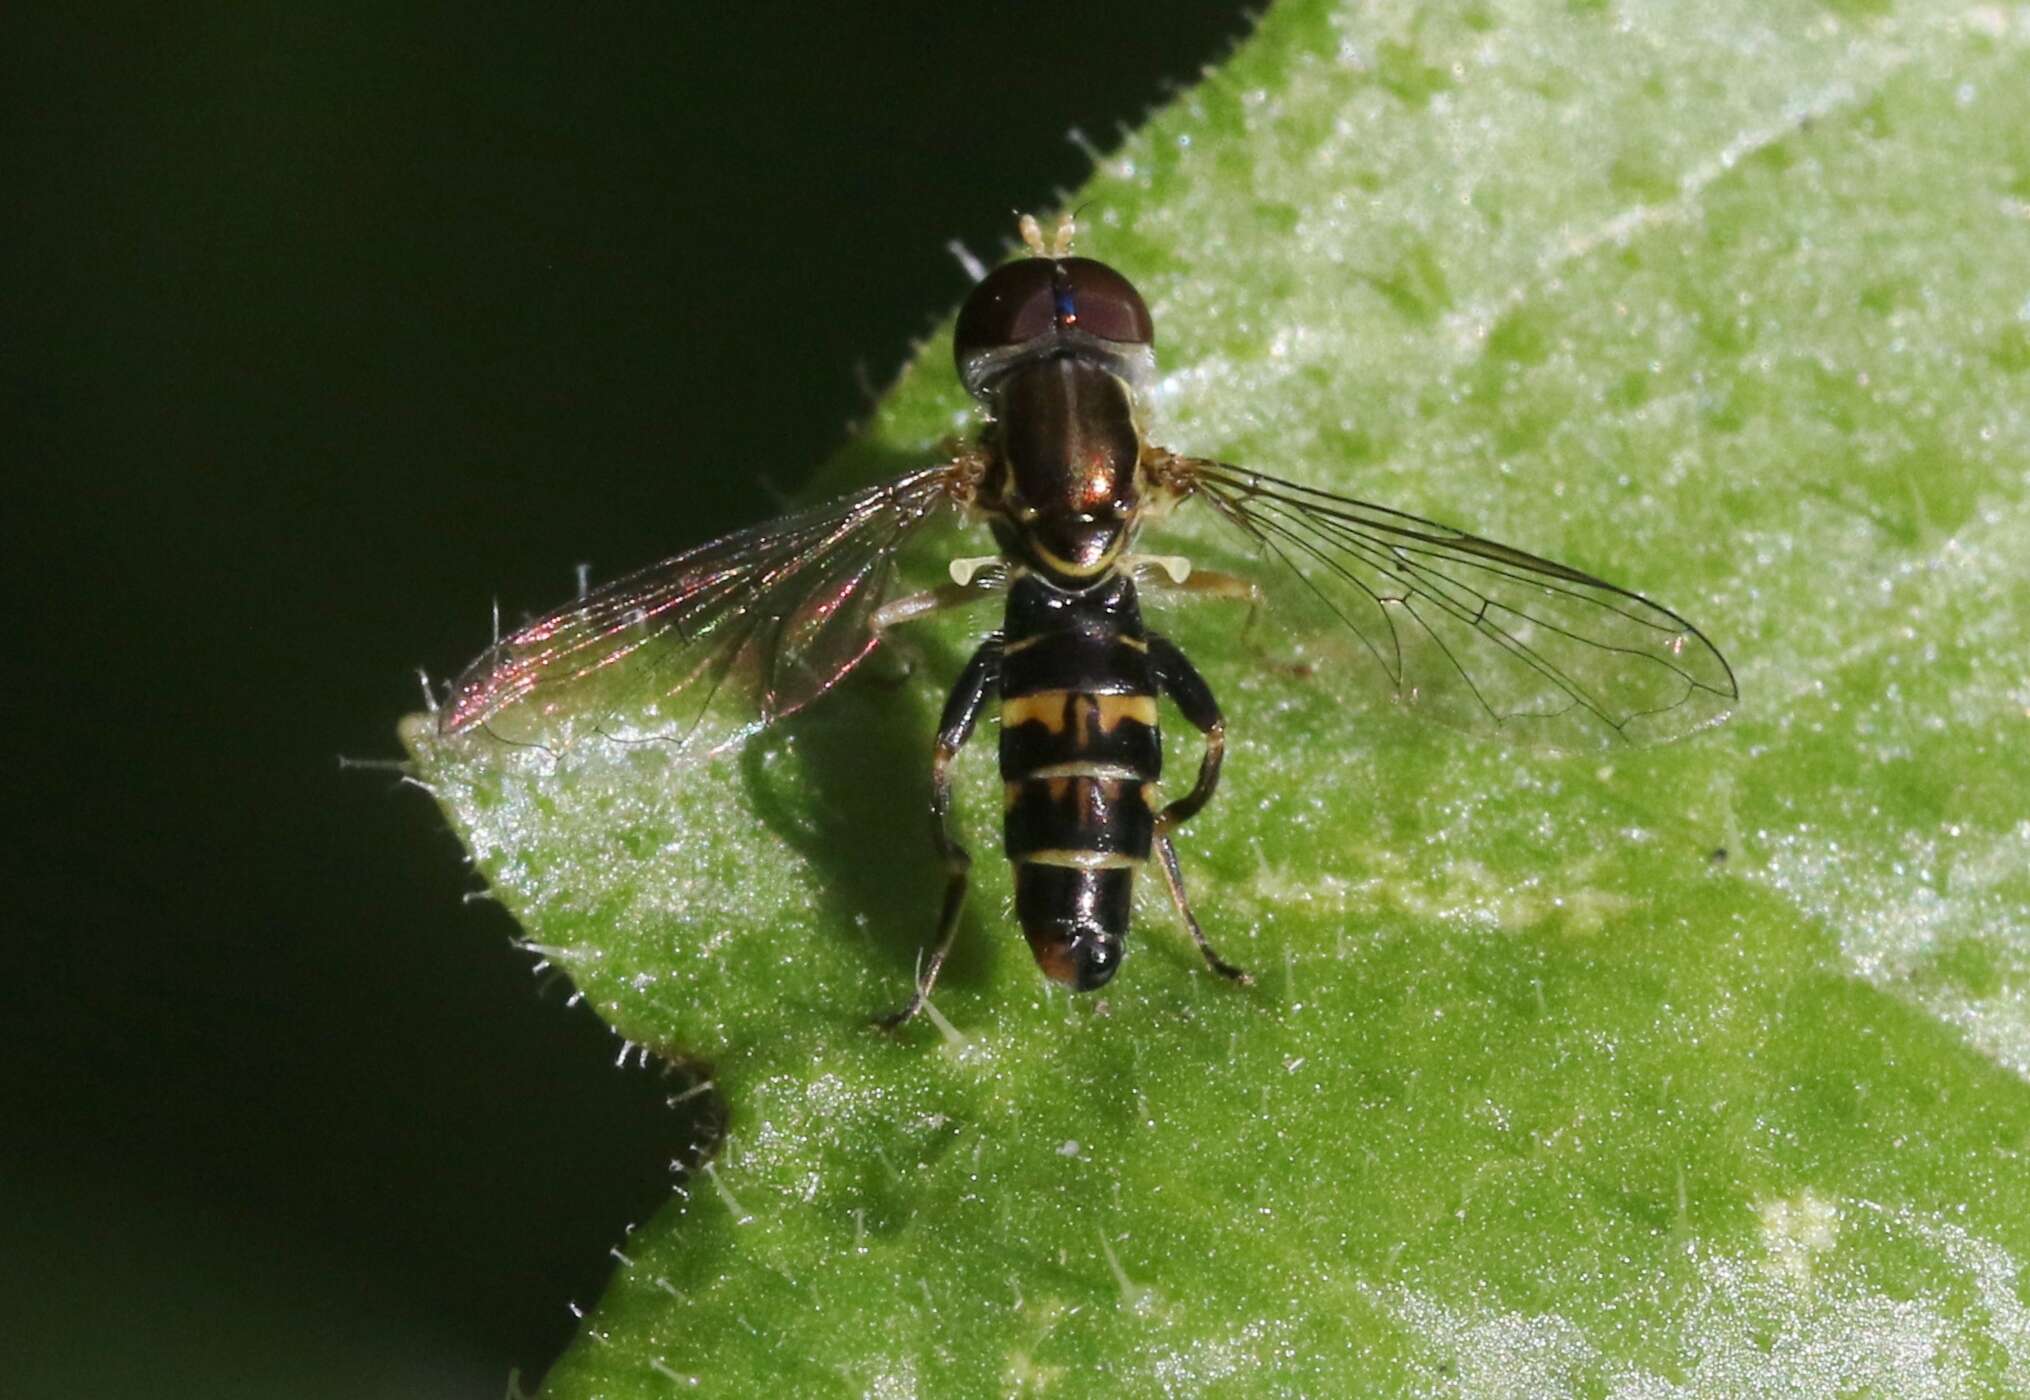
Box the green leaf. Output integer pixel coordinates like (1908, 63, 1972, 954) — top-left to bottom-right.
(403, 0, 2030, 1391)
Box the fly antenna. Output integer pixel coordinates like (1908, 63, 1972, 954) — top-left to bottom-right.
(1052, 207, 1082, 256)
(1018, 212, 1047, 257)
(1016, 209, 1080, 258)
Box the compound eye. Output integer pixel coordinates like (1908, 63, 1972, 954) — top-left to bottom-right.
(953, 259, 1060, 363)
(1054, 258, 1153, 346)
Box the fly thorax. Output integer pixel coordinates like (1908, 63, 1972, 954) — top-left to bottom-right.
(989, 356, 1144, 584)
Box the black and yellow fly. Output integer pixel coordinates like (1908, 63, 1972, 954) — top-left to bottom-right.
(441, 214, 1738, 1026)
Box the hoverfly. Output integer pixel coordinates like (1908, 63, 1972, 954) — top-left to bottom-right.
(441, 213, 1737, 1027)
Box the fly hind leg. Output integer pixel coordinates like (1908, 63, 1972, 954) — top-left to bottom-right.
(1147, 634, 1252, 987)
(1153, 838, 1250, 985)
(876, 634, 1002, 1029)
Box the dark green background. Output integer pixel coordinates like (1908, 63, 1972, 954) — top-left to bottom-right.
(3, 7, 1254, 1395)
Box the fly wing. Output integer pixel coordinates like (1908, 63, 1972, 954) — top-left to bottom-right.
(1165, 457, 1738, 750)
(441, 463, 965, 755)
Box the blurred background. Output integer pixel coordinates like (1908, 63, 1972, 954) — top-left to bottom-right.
(3, 6, 1256, 1396)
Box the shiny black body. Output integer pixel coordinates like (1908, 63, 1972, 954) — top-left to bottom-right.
(997, 572, 1159, 989)
(933, 566, 1228, 996)
(439, 219, 1739, 1029)
(915, 259, 1237, 1010)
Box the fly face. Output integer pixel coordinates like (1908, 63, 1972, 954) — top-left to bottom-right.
(951, 251, 1156, 397)
(438, 212, 1738, 1026)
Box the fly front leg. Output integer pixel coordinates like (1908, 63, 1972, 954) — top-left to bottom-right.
(869, 574, 1003, 634)
(1137, 560, 1307, 674)
(876, 633, 1002, 1029)
(1132, 560, 1267, 647)
(866, 574, 1003, 686)
(1148, 634, 1252, 987)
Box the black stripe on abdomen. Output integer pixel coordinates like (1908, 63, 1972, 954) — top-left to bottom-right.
(1003, 770, 1158, 863)
(998, 687, 1161, 778)
(1014, 862, 1134, 945)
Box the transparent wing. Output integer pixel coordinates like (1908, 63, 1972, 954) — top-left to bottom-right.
(441, 463, 966, 754)
(1165, 457, 1738, 749)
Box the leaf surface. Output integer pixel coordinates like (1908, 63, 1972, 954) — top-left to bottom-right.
(405, 1, 2030, 1391)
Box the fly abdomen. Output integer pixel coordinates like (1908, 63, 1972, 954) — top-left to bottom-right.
(996, 573, 1160, 990)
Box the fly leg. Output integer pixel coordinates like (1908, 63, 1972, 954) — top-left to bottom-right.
(866, 575, 1003, 687)
(1144, 564, 1299, 673)
(876, 634, 1002, 1029)
(1153, 839, 1249, 984)
(869, 576, 1003, 633)
(1178, 570, 1269, 652)
(1147, 634, 1252, 986)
